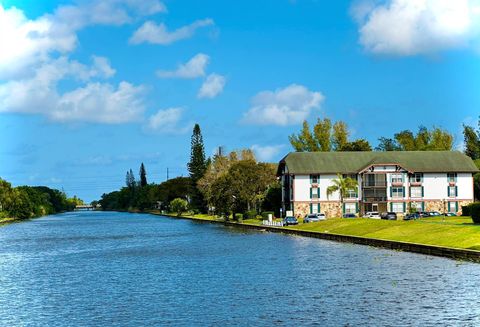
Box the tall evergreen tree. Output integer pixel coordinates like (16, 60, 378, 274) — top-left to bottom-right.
(126, 169, 136, 188)
(188, 124, 207, 212)
(139, 162, 147, 187)
(463, 123, 480, 159)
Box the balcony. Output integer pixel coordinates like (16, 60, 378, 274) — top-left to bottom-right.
(362, 182, 387, 188)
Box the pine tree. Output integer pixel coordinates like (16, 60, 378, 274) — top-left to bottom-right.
(139, 162, 147, 187)
(187, 124, 207, 212)
(126, 169, 136, 188)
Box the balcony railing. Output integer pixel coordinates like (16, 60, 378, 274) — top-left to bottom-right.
(362, 182, 387, 187)
(363, 197, 388, 202)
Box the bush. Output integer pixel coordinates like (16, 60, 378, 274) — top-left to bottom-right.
(462, 205, 472, 217)
(470, 203, 480, 224)
(261, 211, 275, 219)
(234, 213, 243, 221)
(244, 210, 257, 220)
(170, 198, 188, 216)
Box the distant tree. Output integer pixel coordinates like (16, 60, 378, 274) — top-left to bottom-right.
(339, 139, 372, 151)
(375, 137, 401, 151)
(463, 121, 480, 159)
(394, 130, 416, 151)
(170, 198, 188, 216)
(326, 174, 358, 217)
(313, 118, 332, 151)
(139, 162, 147, 187)
(187, 124, 207, 212)
(332, 121, 349, 151)
(289, 121, 317, 151)
(126, 169, 136, 188)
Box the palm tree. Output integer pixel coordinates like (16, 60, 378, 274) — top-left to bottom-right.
(326, 174, 358, 217)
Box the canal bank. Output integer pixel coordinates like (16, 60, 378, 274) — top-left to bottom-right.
(149, 211, 480, 262)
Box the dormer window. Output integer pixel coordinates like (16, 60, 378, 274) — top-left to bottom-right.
(310, 174, 319, 184)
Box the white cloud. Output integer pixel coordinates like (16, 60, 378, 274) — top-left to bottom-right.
(144, 107, 191, 133)
(157, 53, 209, 79)
(129, 18, 214, 45)
(242, 84, 324, 126)
(198, 73, 226, 98)
(352, 0, 480, 56)
(251, 144, 285, 162)
(0, 2, 159, 124)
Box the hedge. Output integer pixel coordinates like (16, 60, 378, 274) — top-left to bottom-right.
(470, 203, 480, 224)
(244, 210, 257, 220)
(462, 205, 471, 217)
(234, 213, 243, 221)
(261, 211, 275, 219)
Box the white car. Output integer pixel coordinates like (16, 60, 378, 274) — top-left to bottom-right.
(363, 211, 381, 219)
(304, 213, 326, 223)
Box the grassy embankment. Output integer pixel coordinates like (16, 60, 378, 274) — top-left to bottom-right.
(149, 210, 480, 251)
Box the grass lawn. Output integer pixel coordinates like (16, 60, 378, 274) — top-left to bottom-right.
(155, 210, 480, 251)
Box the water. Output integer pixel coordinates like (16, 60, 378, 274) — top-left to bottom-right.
(0, 211, 479, 326)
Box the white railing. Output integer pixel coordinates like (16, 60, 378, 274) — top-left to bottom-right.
(262, 220, 283, 227)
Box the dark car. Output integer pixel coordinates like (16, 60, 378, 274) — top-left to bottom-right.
(417, 211, 429, 217)
(404, 213, 420, 220)
(381, 212, 397, 220)
(444, 212, 457, 217)
(343, 213, 356, 218)
(283, 216, 298, 226)
(428, 211, 441, 217)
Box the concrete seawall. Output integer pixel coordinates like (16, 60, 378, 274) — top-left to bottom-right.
(154, 212, 480, 262)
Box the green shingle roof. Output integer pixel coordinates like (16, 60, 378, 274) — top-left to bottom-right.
(278, 151, 479, 175)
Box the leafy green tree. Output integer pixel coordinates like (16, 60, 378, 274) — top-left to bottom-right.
(187, 124, 207, 212)
(339, 139, 372, 151)
(394, 130, 416, 151)
(139, 163, 147, 187)
(332, 121, 349, 151)
(326, 174, 358, 217)
(313, 118, 332, 151)
(289, 121, 317, 151)
(463, 123, 480, 159)
(170, 198, 188, 216)
(375, 137, 401, 151)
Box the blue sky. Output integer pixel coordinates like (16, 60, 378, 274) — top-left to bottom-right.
(1, 0, 480, 201)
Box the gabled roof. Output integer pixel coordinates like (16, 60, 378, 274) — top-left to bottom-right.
(277, 151, 479, 175)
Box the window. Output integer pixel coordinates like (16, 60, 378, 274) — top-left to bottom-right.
(410, 186, 422, 198)
(311, 203, 319, 214)
(344, 203, 356, 214)
(391, 187, 404, 198)
(310, 187, 320, 199)
(391, 202, 404, 213)
(310, 174, 319, 184)
(343, 174, 357, 180)
(447, 173, 457, 183)
(448, 186, 457, 197)
(410, 201, 423, 211)
(409, 173, 423, 183)
(346, 189, 358, 198)
(391, 174, 403, 183)
(448, 201, 458, 212)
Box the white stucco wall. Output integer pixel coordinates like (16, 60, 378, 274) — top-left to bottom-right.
(457, 173, 474, 200)
(293, 174, 360, 201)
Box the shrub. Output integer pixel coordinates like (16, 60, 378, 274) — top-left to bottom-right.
(470, 203, 480, 224)
(244, 210, 257, 220)
(462, 205, 472, 217)
(170, 198, 188, 216)
(234, 213, 243, 221)
(261, 211, 275, 219)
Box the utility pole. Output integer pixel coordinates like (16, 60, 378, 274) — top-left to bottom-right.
(166, 167, 169, 181)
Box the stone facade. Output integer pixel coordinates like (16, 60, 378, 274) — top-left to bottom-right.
(293, 201, 343, 219)
(425, 200, 474, 215)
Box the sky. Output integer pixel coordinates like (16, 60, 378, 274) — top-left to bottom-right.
(1, 0, 480, 202)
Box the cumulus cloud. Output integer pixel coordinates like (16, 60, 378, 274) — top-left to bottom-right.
(352, 0, 480, 56)
(0, 2, 159, 124)
(251, 144, 285, 162)
(144, 107, 191, 133)
(242, 84, 324, 126)
(198, 73, 226, 98)
(157, 53, 209, 79)
(129, 18, 214, 45)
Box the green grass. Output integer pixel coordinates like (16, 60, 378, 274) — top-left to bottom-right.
(149, 210, 480, 251)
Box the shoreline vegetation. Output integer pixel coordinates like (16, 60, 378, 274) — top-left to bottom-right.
(142, 210, 480, 261)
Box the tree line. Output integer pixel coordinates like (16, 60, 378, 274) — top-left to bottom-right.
(289, 118, 453, 152)
(0, 178, 82, 220)
(98, 124, 281, 219)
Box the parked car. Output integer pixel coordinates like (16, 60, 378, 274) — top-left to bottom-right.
(343, 213, 356, 218)
(417, 211, 429, 217)
(304, 213, 326, 223)
(381, 212, 397, 220)
(428, 211, 441, 217)
(444, 212, 457, 217)
(363, 211, 380, 219)
(283, 216, 299, 226)
(404, 213, 420, 220)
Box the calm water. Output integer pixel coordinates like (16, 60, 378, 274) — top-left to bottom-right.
(0, 211, 479, 326)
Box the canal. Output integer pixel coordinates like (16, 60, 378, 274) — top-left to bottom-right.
(0, 211, 479, 326)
